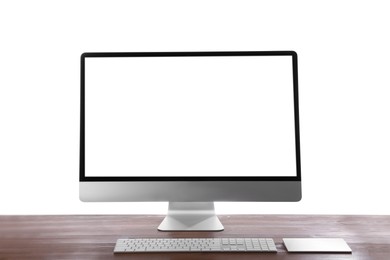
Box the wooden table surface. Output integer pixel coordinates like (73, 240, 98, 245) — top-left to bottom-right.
(0, 214, 389, 259)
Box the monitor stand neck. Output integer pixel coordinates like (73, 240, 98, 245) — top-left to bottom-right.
(158, 202, 224, 231)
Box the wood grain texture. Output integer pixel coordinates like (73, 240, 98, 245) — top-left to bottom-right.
(0, 215, 389, 259)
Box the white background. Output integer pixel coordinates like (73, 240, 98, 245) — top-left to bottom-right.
(0, 0, 389, 215)
(85, 56, 296, 177)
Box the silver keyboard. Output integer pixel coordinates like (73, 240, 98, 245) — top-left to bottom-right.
(114, 238, 277, 253)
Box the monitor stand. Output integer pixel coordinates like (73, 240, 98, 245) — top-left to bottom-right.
(158, 202, 224, 231)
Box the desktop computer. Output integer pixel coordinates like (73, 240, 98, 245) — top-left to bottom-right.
(79, 51, 302, 235)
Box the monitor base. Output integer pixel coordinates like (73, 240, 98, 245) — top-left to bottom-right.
(158, 202, 224, 231)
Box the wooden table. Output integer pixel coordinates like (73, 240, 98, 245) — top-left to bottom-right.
(0, 215, 389, 259)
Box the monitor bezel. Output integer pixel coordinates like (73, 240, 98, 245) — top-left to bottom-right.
(80, 51, 301, 182)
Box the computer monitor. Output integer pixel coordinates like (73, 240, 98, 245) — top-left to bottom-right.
(80, 51, 301, 231)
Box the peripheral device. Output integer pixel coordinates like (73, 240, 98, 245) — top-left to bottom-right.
(79, 51, 301, 231)
(114, 238, 277, 253)
(283, 238, 352, 253)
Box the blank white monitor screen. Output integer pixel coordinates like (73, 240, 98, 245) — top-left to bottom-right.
(84, 55, 296, 177)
